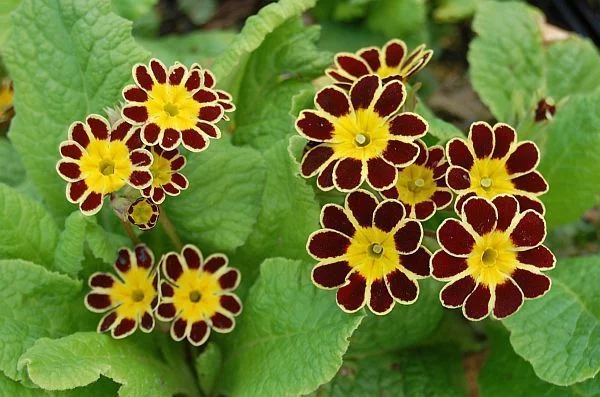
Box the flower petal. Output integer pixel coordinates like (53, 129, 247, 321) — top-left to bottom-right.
(182, 245, 203, 269)
(382, 140, 419, 167)
(431, 190, 452, 209)
(218, 269, 240, 290)
(188, 320, 210, 346)
(492, 124, 517, 159)
(134, 245, 154, 268)
(315, 87, 351, 117)
(469, 122, 494, 159)
(157, 301, 177, 320)
(301, 145, 334, 177)
(211, 312, 235, 333)
(122, 105, 149, 124)
(57, 161, 81, 181)
(296, 111, 335, 142)
(312, 261, 352, 289)
(181, 128, 209, 152)
(512, 268, 551, 298)
(333, 158, 364, 191)
(510, 210, 546, 249)
(123, 85, 148, 103)
(350, 75, 379, 110)
(98, 311, 118, 333)
(317, 161, 335, 190)
(506, 142, 540, 175)
(401, 246, 431, 277)
(394, 220, 422, 255)
(321, 204, 355, 237)
(140, 312, 155, 332)
(336, 54, 370, 78)
(141, 124, 161, 146)
(336, 273, 367, 312)
(438, 219, 476, 257)
(85, 293, 112, 312)
(440, 275, 476, 307)
(492, 195, 519, 231)
(358, 47, 381, 71)
(462, 197, 497, 236)
(171, 317, 188, 341)
(80, 192, 103, 216)
(366, 157, 397, 190)
(346, 189, 378, 227)
(512, 171, 548, 194)
(149, 59, 167, 84)
(447, 138, 474, 170)
(463, 284, 492, 321)
(112, 318, 137, 338)
(493, 278, 523, 319)
(203, 254, 227, 273)
(446, 166, 471, 191)
(516, 245, 555, 269)
(383, 39, 407, 67)
(413, 201, 436, 220)
(389, 113, 428, 138)
(385, 269, 418, 303)
(514, 195, 545, 214)
(307, 230, 351, 260)
(220, 294, 242, 315)
(163, 253, 184, 282)
(368, 278, 394, 315)
(373, 200, 405, 232)
(134, 64, 153, 90)
(431, 250, 468, 281)
(373, 81, 405, 118)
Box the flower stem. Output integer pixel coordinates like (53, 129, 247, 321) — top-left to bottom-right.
(120, 218, 141, 245)
(424, 229, 437, 239)
(160, 206, 183, 251)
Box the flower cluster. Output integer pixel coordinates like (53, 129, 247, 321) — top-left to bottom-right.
(85, 244, 242, 345)
(299, 40, 555, 320)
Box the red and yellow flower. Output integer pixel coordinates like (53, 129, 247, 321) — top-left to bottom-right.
(156, 245, 242, 346)
(56, 115, 153, 216)
(307, 190, 431, 315)
(190, 63, 235, 120)
(432, 195, 555, 320)
(326, 39, 433, 90)
(381, 140, 452, 220)
(85, 245, 159, 338)
(297, 75, 428, 192)
(121, 59, 228, 152)
(142, 146, 189, 204)
(127, 197, 160, 230)
(446, 122, 548, 214)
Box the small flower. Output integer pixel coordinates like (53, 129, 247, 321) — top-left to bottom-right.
(326, 39, 433, 90)
(142, 146, 189, 204)
(307, 190, 431, 315)
(446, 122, 548, 214)
(56, 115, 153, 216)
(121, 59, 229, 152)
(156, 245, 242, 346)
(297, 75, 428, 192)
(381, 140, 452, 220)
(534, 97, 556, 122)
(432, 195, 555, 321)
(190, 63, 236, 120)
(85, 245, 159, 338)
(127, 197, 160, 230)
(0, 79, 14, 123)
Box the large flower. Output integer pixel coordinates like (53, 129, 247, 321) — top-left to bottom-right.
(85, 245, 159, 338)
(326, 39, 433, 90)
(297, 75, 428, 192)
(446, 122, 548, 214)
(56, 115, 153, 216)
(142, 146, 189, 204)
(381, 140, 452, 220)
(156, 245, 242, 346)
(307, 190, 431, 315)
(127, 197, 160, 231)
(432, 195, 555, 321)
(121, 59, 228, 152)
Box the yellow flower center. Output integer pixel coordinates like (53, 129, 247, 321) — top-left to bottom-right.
(130, 200, 154, 225)
(395, 164, 436, 205)
(110, 267, 156, 319)
(79, 139, 133, 194)
(172, 270, 221, 323)
(150, 151, 172, 187)
(145, 83, 201, 131)
(469, 158, 515, 198)
(345, 227, 400, 282)
(376, 64, 400, 79)
(331, 109, 392, 161)
(467, 231, 518, 287)
(0, 83, 13, 119)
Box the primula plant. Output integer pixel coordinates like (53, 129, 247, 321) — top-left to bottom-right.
(0, 0, 599, 396)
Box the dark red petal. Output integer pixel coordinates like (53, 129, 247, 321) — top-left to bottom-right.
(220, 294, 242, 315)
(462, 197, 497, 236)
(218, 269, 240, 290)
(385, 270, 418, 303)
(516, 246, 555, 269)
(211, 312, 234, 331)
(366, 157, 397, 190)
(164, 253, 184, 282)
(70, 122, 90, 147)
(99, 311, 118, 332)
(431, 191, 452, 208)
(369, 278, 394, 314)
(134, 64, 154, 90)
(160, 128, 181, 150)
(86, 116, 109, 140)
(185, 70, 202, 91)
(140, 312, 154, 331)
(433, 162, 449, 181)
(346, 190, 378, 227)
(373, 200, 405, 232)
(199, 105, 223, 123)
(171, 173, 188, 189)
(336, 273, 367, 312)
(463, 284, 492, 320)
(123, 86, 148, 102)
(413, 201, 436, 220)
(493, 279, 523, 319)
(426, 145, 444, 168)
(506, 142, 540, 175)
(492, 195, 519, 231)
(511, 268, 551, 298)
(492, 124, 516, 159)
(412, 140, 428, 165)
(431, 250, 468, 280)
(123, 105, 149, 124)
(321, 204, 355, 237)
(317, 161, 335, 190)
(384, 40, 406, 67)
(446, 166, 471, 191)
(90, 273, 115, 288)
(312, 261, 352, 289)
(60, 142, 83, 160)
(150, 59, 167, 83)
(316, 87, 351, 117)
(161, 283, 175, 298)
(510, 211, 546, 248)
(57, 161, 81, 180)
(382, 140, 419, 166)
(296, 111, 335, 142)
(142, 124, 161, 146)
(193, 88, 218, 103)
(454, 192, 477, 214)
(394, 220, 422, 254)
(301, 145, 334, 177)
(115, 248, 132, 273)
(172, 317, 188, 340)
(512, 172, 548, 194)
(169, 65, 186, 85)
(514, 195, 545, 214)
(189, 321, 209, 345)
(80, 192, 103, 215)
(350, 75, 379, 110)
(129, 170, 152, 188)
(203, 255, 227, 273)
(135, 245, 153, 268)
(401, 246, 431, 277)
(308, 230, 351, 260)
(182, 129, 208, 152)
(113, 318, 137, 338)
(438, 219, 475, 256)
(389, 113, 427, 138)
(151, 188, 166, 204)
(86, 293, 112, 310)
(440, 276, 476, 307)
(327, 69, 353, 84)
(374, 81, 404, 118)
(157, 302, 177, 319)
(470, 122, 494, 159)
(130, 150, 152, 167)
(358, 47, 381, 71)
(182, 246, 202, 269)
(202, 70, 215, 88)
(447, 139, 474, 170)
(334, 158, 364, 191)
(197, 121, 219, 138)
(337, 54, 370, 78)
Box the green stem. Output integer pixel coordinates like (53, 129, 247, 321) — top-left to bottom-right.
(119, 218, 141, 245)
(160, 206, 183, 251)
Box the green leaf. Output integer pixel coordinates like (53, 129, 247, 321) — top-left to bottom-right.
(164, 137, 266, 253)
(53, 212, 89, 277)
(416, 101, 463, 143)
(0, 259, 84, 380)
(111, 0, 156, 22)
(216, 258, 364, 397)
(195, 342, 222, 396)
(546, 37, 600, 100)
(502, 255, 600, 386)
(4, 0, 149, 219)
(433, 0, 477, 23)
(0, 138, 25, 186)
(0, 183, 58, 265)
(178, 0, 216, 25)
(230, 18, 331, 150)
(347, 279, 444, 356)
(538, 92, 600, 228)
(365, 0, 427, 39)
(468, 1, 544, 123)
(0, 0, 19, 47)
(232, 139, 319, 291)
(317, 21, 387, 54)
(480, 325, 600, 397)
(0, 372, 120, 397)
(84, 220, 129, 265)
(18, 332, 199, 397)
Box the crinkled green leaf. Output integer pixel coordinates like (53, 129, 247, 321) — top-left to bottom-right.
(4, 0, 148, 219)
(231, 18, 331, 150)
(538, 92, 600, 228)
(480, 325, 600, 397)
(468, 1, 544, 123)
(0, 373, 120, 397)
(503, 255, 600, 386)
(0, 138, 25, 186)
(217, 258, 364, 397)
(347, 279, 444, 356)
(546, 37, 600, 100)
(365, 0, 426, 39)
(53, 212, 89, 277)
(0, 183, 58, 265)
(164, 137, 266, 253)
(0, 0, 19, 46)
(110, 0, 156, 22)
(18, 332, 199, 397)
(84, 220, 129, 265)
(195, 342, 222, 396)
(0, 260, 85, 380)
